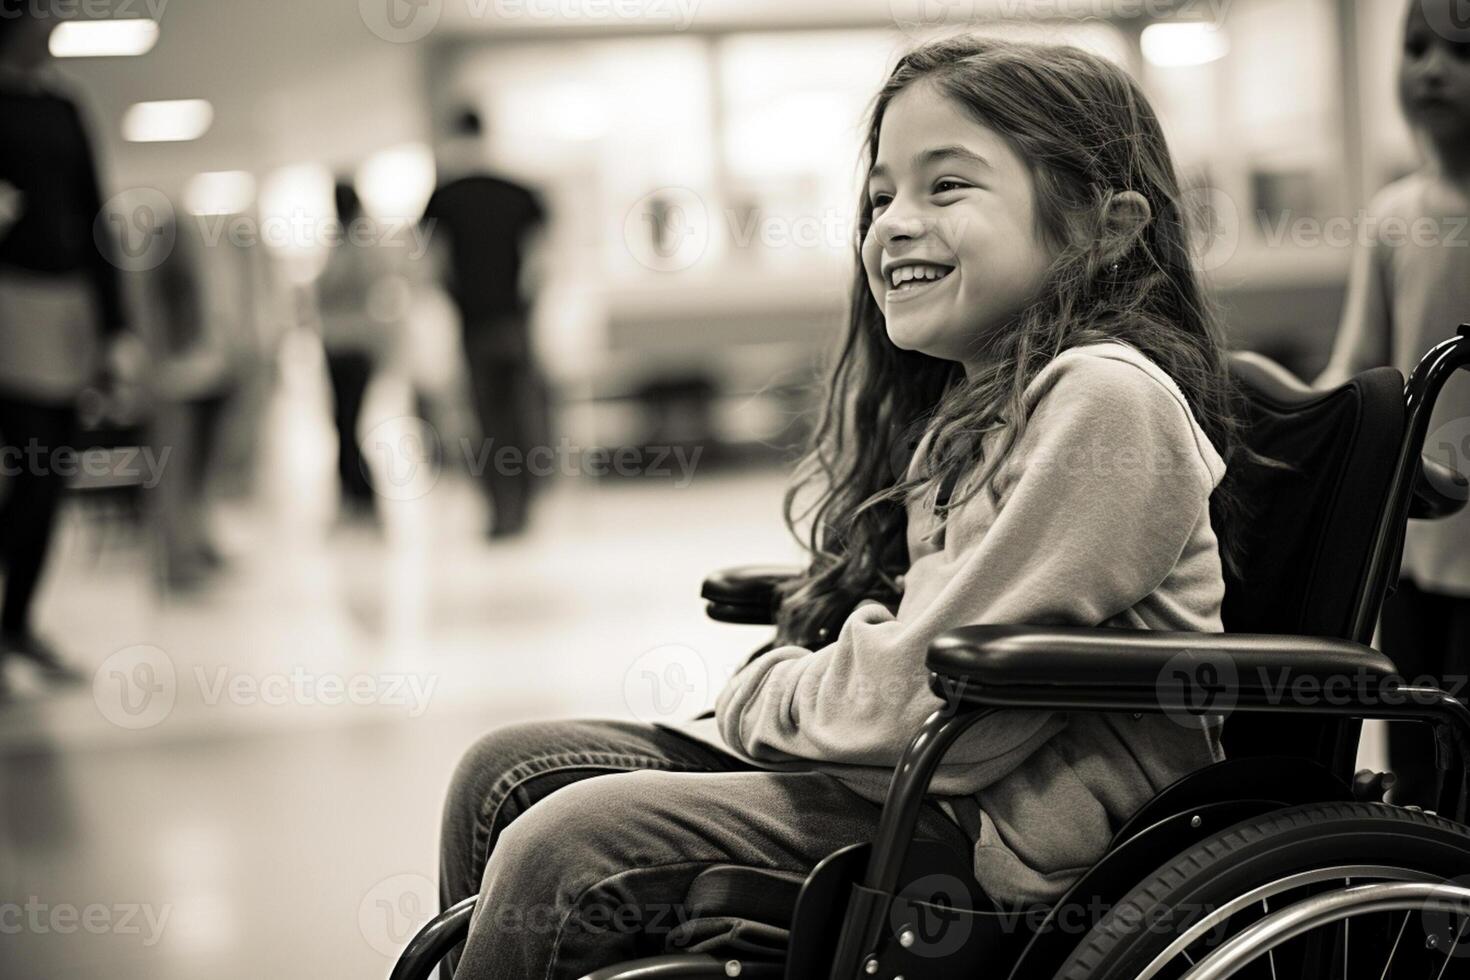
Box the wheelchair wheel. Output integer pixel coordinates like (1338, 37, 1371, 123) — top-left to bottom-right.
(1054, 802, 1470, 979)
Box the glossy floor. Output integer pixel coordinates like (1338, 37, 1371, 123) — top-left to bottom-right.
(0, 422, 797, 979)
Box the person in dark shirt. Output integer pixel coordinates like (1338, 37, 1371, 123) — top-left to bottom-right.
(0, 6, 126, 692)
(422, 109, 548, 538)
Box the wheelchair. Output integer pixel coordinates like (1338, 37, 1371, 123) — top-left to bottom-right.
(393, 327, 1470, 979)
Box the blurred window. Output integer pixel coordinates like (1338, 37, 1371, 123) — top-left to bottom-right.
(1142, 0, 1346, 277)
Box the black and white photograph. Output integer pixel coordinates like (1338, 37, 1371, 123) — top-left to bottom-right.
(4, 0, 1470, 977)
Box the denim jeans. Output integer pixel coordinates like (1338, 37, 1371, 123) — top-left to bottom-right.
(439, 718, 969, 980)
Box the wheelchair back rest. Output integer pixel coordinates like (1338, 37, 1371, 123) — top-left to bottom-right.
(1217, 357, 1407, 759)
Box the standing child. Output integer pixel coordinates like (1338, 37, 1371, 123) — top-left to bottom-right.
(438, 37, 1244, 979)
(1318, 0, 1470, 808)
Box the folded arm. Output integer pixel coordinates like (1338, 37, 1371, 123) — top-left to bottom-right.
(715, 353, 1221, 783)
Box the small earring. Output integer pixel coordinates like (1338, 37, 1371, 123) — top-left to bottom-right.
(1108, 260, 1121, 275)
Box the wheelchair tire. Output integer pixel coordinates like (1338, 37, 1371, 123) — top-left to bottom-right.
(1053, 801, 1470, 980)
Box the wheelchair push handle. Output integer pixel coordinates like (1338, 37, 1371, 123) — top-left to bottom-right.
(1353, 324, 1470, 641)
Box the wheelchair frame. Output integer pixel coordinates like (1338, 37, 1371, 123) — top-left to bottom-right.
(392, 327, 1470, 980)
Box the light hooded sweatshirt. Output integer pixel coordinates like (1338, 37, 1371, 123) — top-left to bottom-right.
(661, 342, 1228, 907)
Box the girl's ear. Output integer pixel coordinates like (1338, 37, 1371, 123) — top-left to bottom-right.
(1099, 190, 1152, 262)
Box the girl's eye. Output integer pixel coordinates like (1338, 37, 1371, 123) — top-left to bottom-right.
(933, 179, 969, 195)
(870, 192, 892, 210)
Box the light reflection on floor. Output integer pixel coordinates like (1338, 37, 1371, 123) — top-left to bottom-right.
(0, 364, 798, 980)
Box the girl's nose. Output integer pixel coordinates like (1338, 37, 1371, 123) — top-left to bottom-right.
(871, 208, 929, 248)
(1418, 44, 1448, 86)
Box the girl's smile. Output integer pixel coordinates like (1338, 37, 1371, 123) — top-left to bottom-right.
(881, 259, 955, 301)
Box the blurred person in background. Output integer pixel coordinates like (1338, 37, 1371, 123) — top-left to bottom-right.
(0, 4, 128, 691)
(317, 181, 398, 519)
(422, 109, 549, 539)
(144, 216, 234, 590)
(1318, 0, 1470, 807)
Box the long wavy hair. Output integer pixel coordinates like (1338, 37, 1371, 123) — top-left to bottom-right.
(775, 36, 1248, 645)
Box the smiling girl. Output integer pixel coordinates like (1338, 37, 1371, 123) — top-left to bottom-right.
(438, 36, 1243, 979)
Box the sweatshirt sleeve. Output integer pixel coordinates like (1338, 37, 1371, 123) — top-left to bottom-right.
(715, 352, 1222, 783)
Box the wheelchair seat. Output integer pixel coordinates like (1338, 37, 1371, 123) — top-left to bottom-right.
(660, 865, 804, 959)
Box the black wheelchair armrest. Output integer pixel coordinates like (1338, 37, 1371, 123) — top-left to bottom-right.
(701, 564, 801, 625)
(926, 625, 1399, 712)
(1412, 455, 1468, 520)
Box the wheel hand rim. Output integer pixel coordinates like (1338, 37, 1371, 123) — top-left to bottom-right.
(1178, 882, 1470, 980)
(1134, 864, 1441, 980)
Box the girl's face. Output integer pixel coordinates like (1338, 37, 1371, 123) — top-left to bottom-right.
(861, 80, 1056, 374)
(1401, 2, 1470, 144)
